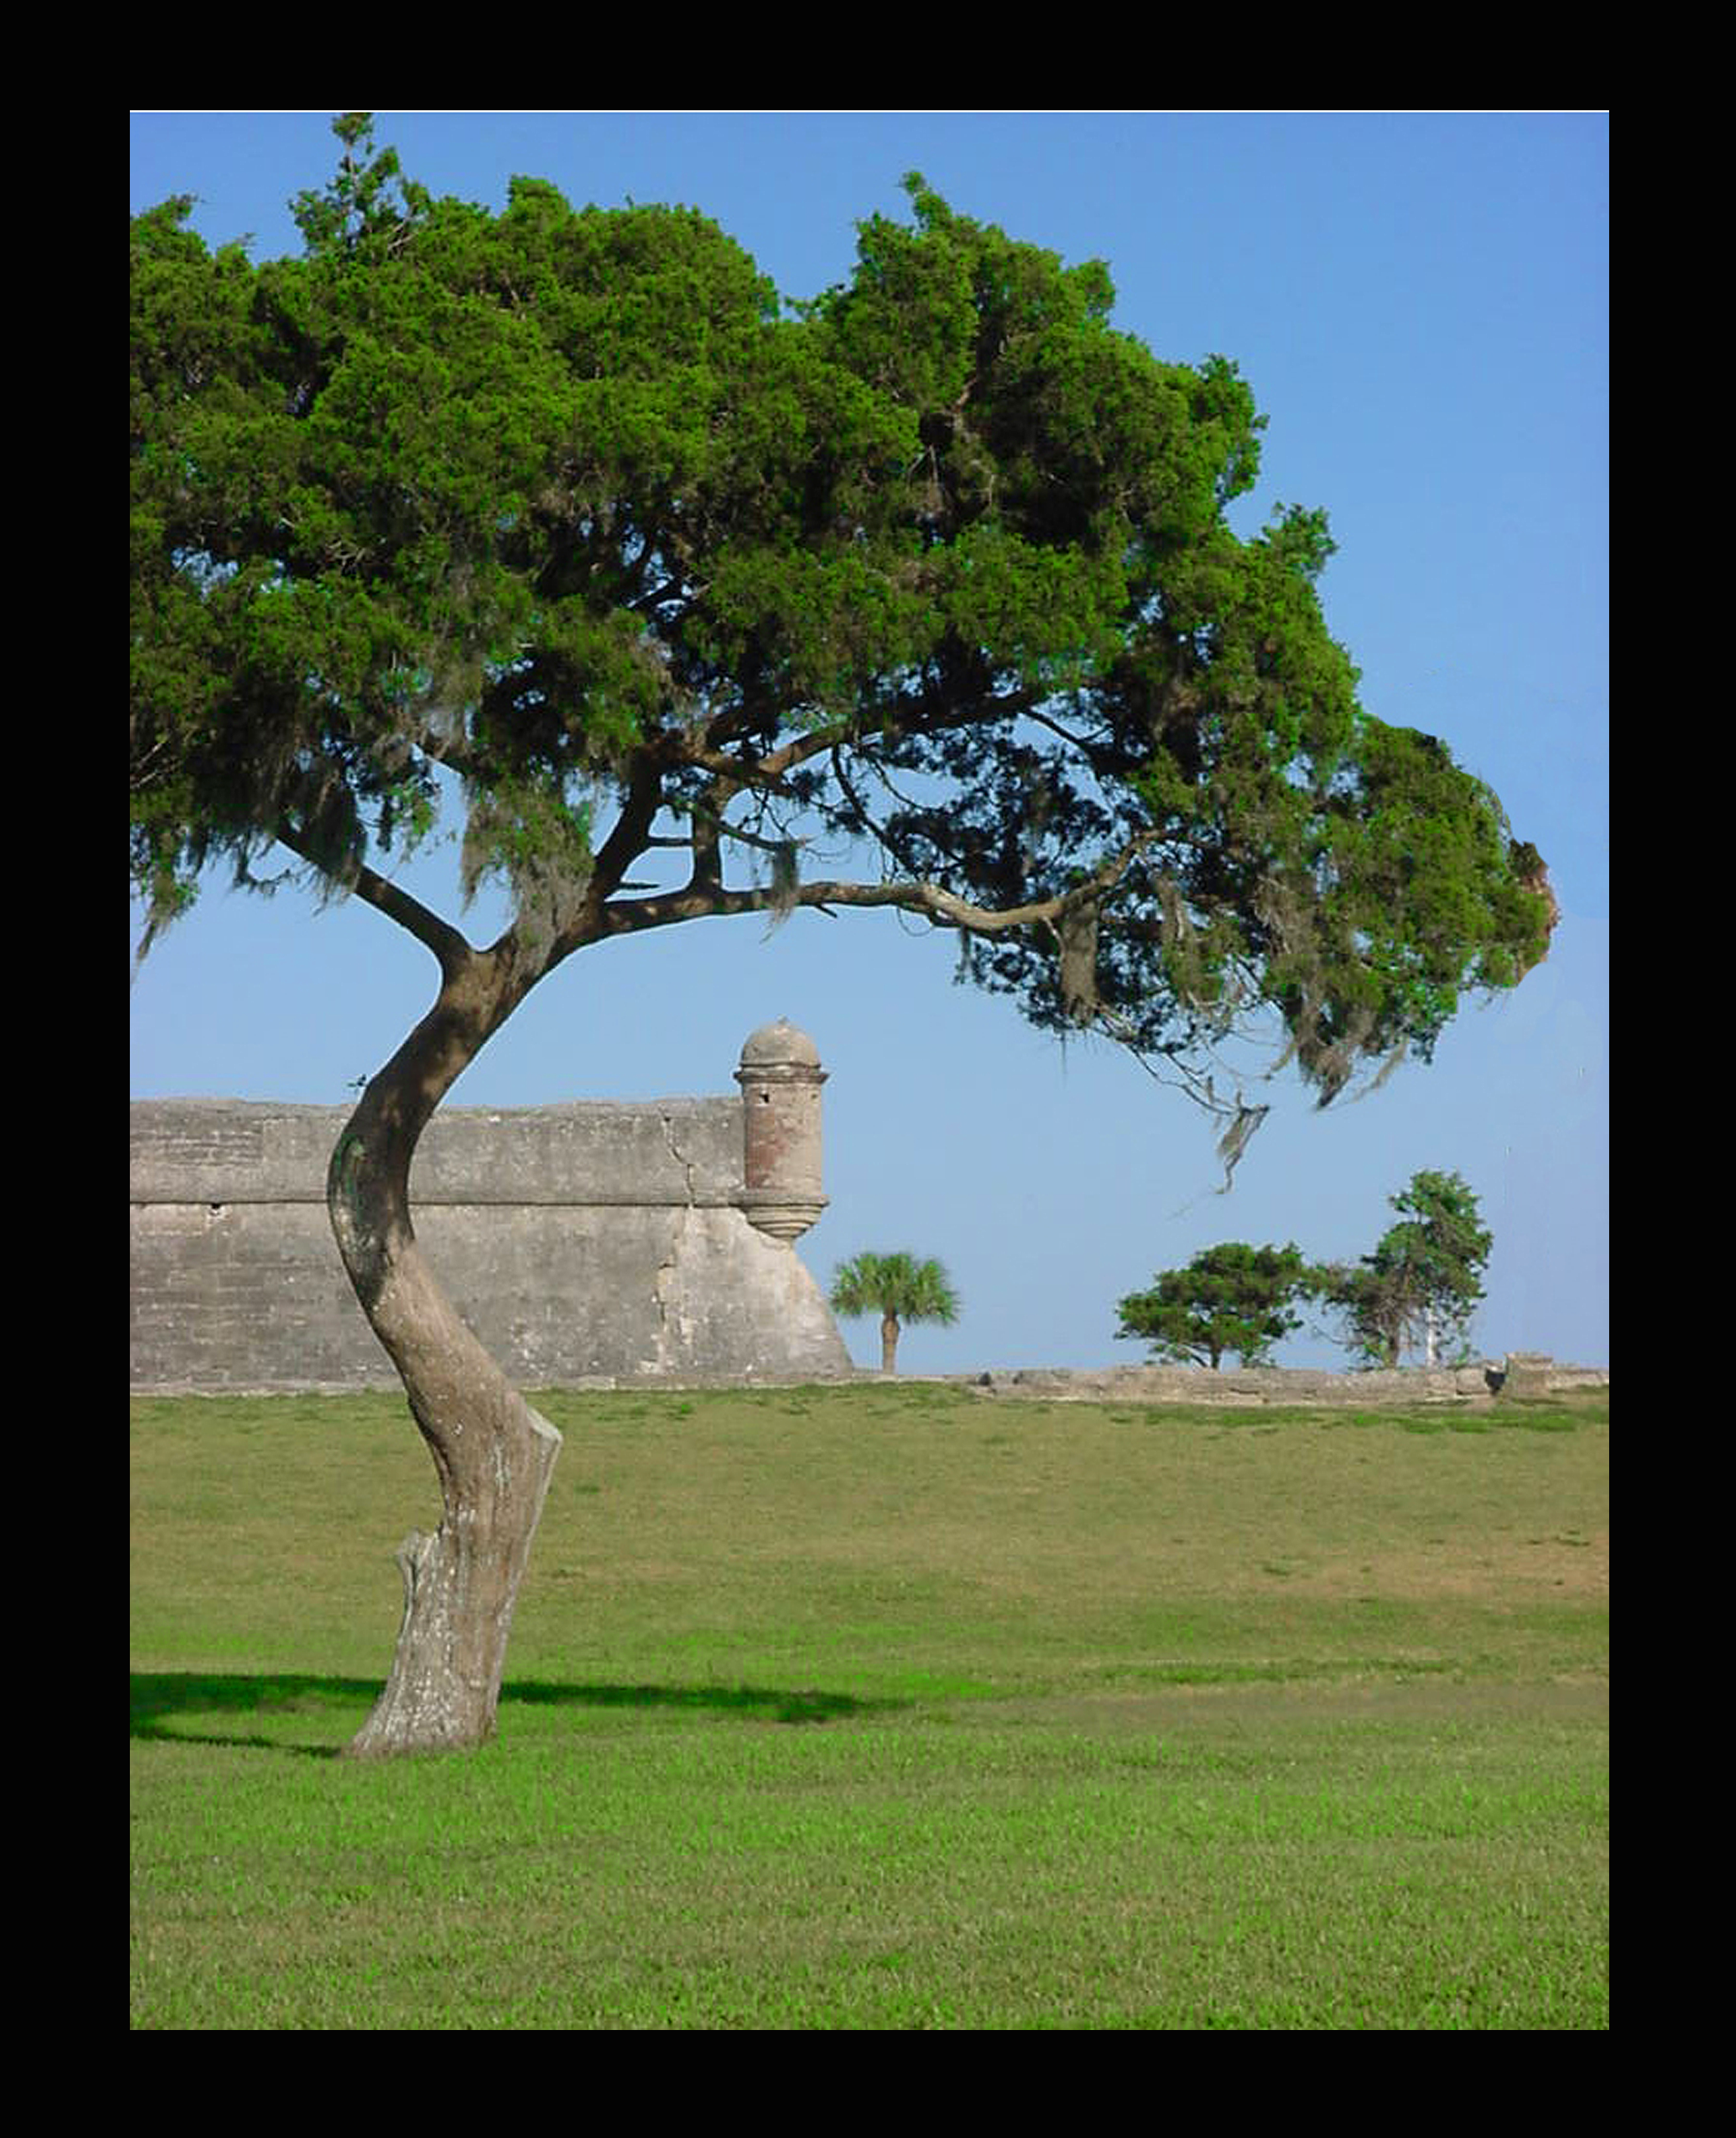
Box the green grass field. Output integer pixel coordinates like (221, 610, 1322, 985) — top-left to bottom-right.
(130, 1381, 1608, 2028)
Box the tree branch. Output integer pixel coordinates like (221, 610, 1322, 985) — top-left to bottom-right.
(680, 682, 1039, 791)
(584, 759, 666, 907)
(275, 821, 476, 980)
(828, 744, 932, 882)
(599, 832, 1158, 943)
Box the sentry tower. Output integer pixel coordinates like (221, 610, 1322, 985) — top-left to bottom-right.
(734, 1017, 828, 1243)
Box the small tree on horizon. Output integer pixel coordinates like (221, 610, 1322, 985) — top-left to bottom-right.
(1313, 1169, 1494, 1368)
(1115, 1241, 1312, 1368)
(830, 1251, 961, 1373)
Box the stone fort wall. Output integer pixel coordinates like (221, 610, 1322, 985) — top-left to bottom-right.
(131, 1022, 854, 1391)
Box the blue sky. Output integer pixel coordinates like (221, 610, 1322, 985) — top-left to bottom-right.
(129, 112, 1608, 1374)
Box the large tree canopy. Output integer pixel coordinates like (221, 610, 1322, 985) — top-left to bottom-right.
(132, 118, 1553, 1099)
(130, 119, 1556, 1754)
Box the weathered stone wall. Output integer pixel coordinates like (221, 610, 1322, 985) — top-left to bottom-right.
(961, 1360, 1608, 1405)
(131, 1039, 855, 1390)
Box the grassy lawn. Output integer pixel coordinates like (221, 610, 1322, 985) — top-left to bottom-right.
(130, 1381, 1608, 2028)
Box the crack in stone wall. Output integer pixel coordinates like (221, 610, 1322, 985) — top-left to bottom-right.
(658, 1109, 700, 1208)
(646, 1109, 705, 1366)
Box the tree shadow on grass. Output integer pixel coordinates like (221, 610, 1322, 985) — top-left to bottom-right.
(130, 1671, 903, 1756)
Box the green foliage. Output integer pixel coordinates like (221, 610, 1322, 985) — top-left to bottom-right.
(1116, 1241, 1313, 1368)
(288, 113, 433, 256)
(829, 1251, 962, 1329)
(1313, 1170, 1494, 1368)
(132, 118, 1555, 1105)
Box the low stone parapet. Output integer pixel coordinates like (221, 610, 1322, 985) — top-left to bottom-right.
(958, 1357, 1608, 1405)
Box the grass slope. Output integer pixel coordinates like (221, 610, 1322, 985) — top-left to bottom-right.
(131, 1382, 1608, 2029)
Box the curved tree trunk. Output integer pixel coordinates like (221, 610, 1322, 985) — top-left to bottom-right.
(880, 1313, 900, 1374)
(327, 952, 563, 1758)
(339, 1231, 561, 1758)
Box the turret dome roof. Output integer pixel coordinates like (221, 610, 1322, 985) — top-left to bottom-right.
(738, 1017, 821, 1069)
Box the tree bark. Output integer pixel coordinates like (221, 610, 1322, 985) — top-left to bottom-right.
(340, 1239, 561, 1758)
(880, 1313, 901, 1374)
(326, 949, 563, 1758)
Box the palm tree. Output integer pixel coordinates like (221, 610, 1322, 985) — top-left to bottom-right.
(828, 1251, 961, 1374)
